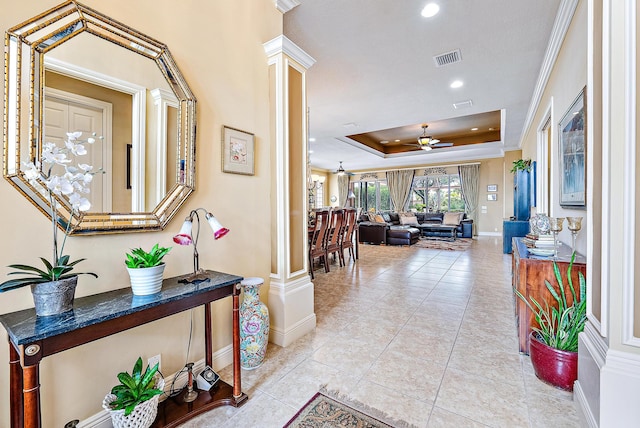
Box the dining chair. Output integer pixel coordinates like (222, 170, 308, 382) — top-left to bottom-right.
(326, 209, 346, 267)
(341, 208, 358, 261)
(308, 209, 330, 279)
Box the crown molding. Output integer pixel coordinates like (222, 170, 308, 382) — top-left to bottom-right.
(275, 0, 300, 13)
(263, 35, 316, 69)
(519, 0, 580, 146)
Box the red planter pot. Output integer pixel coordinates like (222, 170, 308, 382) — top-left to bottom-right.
(529, 332, 578, 391)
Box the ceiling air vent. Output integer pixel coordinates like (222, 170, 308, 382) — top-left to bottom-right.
(433, 49, 462, 67)
(453, 100, 473, 109)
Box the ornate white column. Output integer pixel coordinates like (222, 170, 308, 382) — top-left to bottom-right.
(263, 35, 316, 347)
(576, 1, 640, 426)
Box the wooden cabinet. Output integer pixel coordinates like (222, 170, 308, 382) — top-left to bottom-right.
(512, 237, 586, 354)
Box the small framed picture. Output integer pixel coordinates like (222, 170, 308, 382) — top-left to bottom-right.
(487, 184, 497, 192)
(222, 126, 255, 175)
(487, 194, 497, 201)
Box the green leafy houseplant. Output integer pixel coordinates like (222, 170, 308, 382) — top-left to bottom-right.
(514, 253, 586, 352)
(125, 244, 171, 269)
(0, 132, 100, 293)
(108, 357, 163, 416)
(510, 158, 532, 174)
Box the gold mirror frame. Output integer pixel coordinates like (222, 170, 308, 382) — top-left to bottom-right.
(3, 0, 196, 234)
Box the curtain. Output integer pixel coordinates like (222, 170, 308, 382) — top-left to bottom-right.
(458, 164, 480, 236)
(338, 175, 350, 207)
(386, 169, 415, 212)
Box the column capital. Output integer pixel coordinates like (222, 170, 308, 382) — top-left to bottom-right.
(275, 0, 300, 14)
(263, 35, 316, 69)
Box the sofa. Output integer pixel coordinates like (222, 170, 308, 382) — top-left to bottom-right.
(358, 211, 473, 245)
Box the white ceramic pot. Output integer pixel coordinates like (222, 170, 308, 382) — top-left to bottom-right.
(126, 264, 165, 296)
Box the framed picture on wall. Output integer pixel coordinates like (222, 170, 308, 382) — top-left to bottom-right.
(487, 194, 497, 201)
(558, 86, 586, 208)
(222, 126, 255, 175)
(487, 184, 497, 192)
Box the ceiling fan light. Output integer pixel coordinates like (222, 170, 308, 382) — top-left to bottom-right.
(337, 161, 346, 175)
(421, 145, 432, 151)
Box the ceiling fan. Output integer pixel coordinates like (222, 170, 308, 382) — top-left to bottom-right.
(406, 124, 454, 151)
(333, 161, 354, 176)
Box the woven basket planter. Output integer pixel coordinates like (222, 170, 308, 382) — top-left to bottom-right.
(102, 378, 164, 428)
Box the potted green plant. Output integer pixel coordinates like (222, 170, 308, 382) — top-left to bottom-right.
(514, 253, 586, 391)
(102, 357, 164, 428)
(125, 244, 171, 296)
(510, 158, 532, 173)
(0, 132, 99, 316)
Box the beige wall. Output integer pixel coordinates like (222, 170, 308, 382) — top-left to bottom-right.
(0, 1, 281, 425)
(520, 0, 588, 255)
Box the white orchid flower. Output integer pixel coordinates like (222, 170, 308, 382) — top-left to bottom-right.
(46, 175, 74, 195)
(69, 193, 91, 212)
(66, 131, 83, 141)
(65, 140, 87, 156)
(22, 161, 41, 181)
(78, 163, 93, 172)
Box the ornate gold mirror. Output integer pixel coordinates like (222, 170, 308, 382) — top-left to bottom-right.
(3, 0, 196, 234)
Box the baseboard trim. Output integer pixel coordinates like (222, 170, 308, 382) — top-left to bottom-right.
(270, 312, 316, 347)
(574, 381, 598, 428)
(478, 231, 502, 236)
(79, 345, 233, 427)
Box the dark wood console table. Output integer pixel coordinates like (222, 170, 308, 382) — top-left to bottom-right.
(0, 270, 248, 428)
(512, 238, 586, 354)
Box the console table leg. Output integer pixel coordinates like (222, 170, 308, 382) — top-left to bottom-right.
(204, 303, 212, 367)
(232, 288, 242, 399)
(9, 341, 23, 428)
(23, 363, 41, 428)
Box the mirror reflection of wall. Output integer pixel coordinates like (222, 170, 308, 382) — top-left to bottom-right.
(45, 71, 132, 212)
(44, 31, 178, 214)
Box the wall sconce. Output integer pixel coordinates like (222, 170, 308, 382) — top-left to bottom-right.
(173, 208, 229, 283)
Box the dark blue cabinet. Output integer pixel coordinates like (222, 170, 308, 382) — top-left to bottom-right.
(503, 220, 530, 253)
(513, 167, 535, 221)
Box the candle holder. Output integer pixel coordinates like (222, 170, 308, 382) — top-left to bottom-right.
(566, 216, 583, 254)
(549, 217, 565, 258)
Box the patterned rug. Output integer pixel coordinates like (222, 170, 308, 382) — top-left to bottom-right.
(413, 237, 473, 251)
(284, 392, 398, 428)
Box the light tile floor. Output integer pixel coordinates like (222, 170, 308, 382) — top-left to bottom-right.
(182, 237, 582, 427)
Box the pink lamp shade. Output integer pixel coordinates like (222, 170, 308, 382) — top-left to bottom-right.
(206, 213, 229, 240)
(173, 218, 194, 245)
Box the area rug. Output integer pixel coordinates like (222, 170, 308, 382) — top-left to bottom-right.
(285, 389, 416, 428)
(413, 237, 472, 251)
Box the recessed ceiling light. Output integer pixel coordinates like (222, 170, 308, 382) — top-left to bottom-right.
(309, 137, 316, 142)
(489, 127, 494, 131)
(308, 150, 314, 154)
(395, 139, 401, 142)
(450, 80, 463, 89)
(471, 127, 478, 131)
(421, 3, 440, 18)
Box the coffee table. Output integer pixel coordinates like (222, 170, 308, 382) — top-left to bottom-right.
(417, 224, 458, 241)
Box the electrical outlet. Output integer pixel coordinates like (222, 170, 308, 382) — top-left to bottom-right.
(148, 354, 161, 371)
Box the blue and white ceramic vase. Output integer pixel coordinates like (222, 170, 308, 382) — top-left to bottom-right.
(239, 277, 269, 369)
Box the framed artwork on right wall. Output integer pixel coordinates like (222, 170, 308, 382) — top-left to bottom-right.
(558, 86, 586, 208)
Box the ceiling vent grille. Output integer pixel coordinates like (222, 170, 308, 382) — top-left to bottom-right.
(453, 100, 473, 109)
(433, 49, 462, 67)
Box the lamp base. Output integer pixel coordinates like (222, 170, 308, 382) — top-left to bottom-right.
(179, 269, 212, 284)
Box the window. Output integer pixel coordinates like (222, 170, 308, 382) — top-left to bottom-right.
(352, 180, 391, 212)
(408, 174, 465, 212)
(315, 183, 324, 208)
